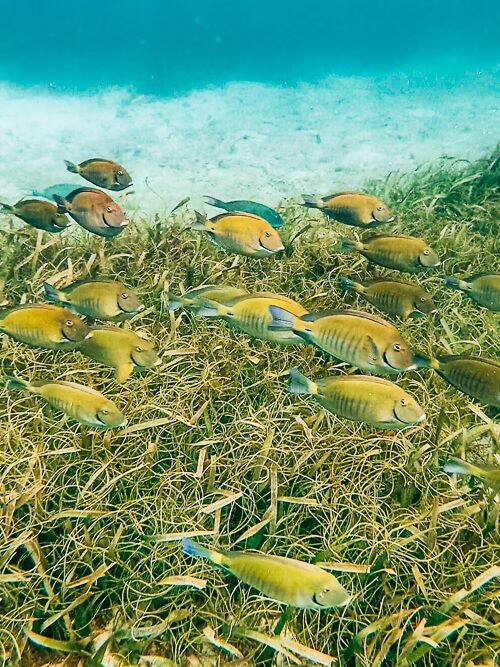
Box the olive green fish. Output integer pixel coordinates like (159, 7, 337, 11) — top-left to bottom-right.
(182, 538, 351, 609)
(0, 304, 91, 350)
(416, 354, 500, 407)
(443, 273, 500, 311)
(65, 158, 132, 191)
(195, 292, 307, 344)
(43, 278, 144, 321)
(77, 326, 160, 382)
(443, 457, 500, 493)
(0, 199, 70, 233)
(269, 307, 416, 373)
(339, 276, 436, 319)
(302, 191, 393, 227)
(289, 368, 425, 429)
(192, 211, 284, 258)
(204, 195, 284, 229)
(7, 376, 126, 428)
(341, 234, 440, 272)
(167, 284, 247, 312)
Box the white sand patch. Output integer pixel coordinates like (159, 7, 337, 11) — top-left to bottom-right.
(0, 72, 498, 215)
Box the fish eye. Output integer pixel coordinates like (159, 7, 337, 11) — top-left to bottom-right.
(101, 408, 109, 414)
(377, 205, 384, 211)
(393, 343, 401, 351)
(400, 398, 408, 406)
(136, 346, 143, 352)
(118, 170, 124, 175)
(106, 206, 113, 212)
(121, 293, 129, 299)
(265, 231, 271, 237)
(420, 296, 427, 302)
(423, 249, 430, 255)
(66, 320, 74, 327)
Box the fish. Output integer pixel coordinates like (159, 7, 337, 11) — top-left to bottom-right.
(192, 211, 284, 258)
(443, 273, 500, 312)
(167, 285, 247, 312)
(53, 188, 128, 237)
(203, 195, 285, 229)
(7, 376, 126, 428)
(0, 304, 91, 350)
(43, 278, 144, 321)
(182, 538, 351, 609)
(416, 354, 500, 407)
(340, 235, 440, 272)
(195, 293, 307, 344)
(76, 326, 160, 382)
(32, 184, 81, 200)
(302, 191, 393, 227)
(0, 199, 70, 233)
(339, 276, 436, 319)
(289, 368, 425, 429)
(64, 158, 132, 191)
(269, 307, 416, 373)
(443, 457, 500, 493)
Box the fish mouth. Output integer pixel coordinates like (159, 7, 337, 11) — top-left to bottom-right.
(258, 239, 284, 254)
(383, 351, 417, 372)
(102, 213, 129, 228)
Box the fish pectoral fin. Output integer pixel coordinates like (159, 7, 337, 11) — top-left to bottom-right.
(365, 335, 382, 364)
(115, 363, 134, 383)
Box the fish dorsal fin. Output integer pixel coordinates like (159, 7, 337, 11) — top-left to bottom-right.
(465, 272, 500, 282)
(236, 292, 299, 304)
(336, 374, 398, 388)
(301, 308, 394, 328)
(62, 277, 121, 291)
(2, 303, 66, 315)
(209, 211, 268, 225)
(51, 380, 105, 397)
(79, 158, 116, 167)
(324, 191, 369, 199)
(363, 233, 422, 243)
(437, 354, 500, 370)
(65, 187, 108, 201)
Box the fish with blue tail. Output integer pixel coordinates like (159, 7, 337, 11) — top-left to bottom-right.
(204, 195, 285, 229)
(182, 538, 351, 609)
(167, 284, 247, 312)
(443, 273, 500, 311)
(443, 457, 500, 493)
(289, 368, 425, 428)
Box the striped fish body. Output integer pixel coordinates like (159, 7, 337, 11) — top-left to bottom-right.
(223, 294, 307, 344)
(178, 285, 247, 310)
(435, 356, 500, 407)
(313, 375, 425, 428)
(296, 310, 415, 373)
(354, 235, 439, 272)
(199, 213, 284, 258)
(0, 304, 89, 349)
(350, 279, 435, 319)
(449, 274, 500, 311)
(47, 279, 143, 321)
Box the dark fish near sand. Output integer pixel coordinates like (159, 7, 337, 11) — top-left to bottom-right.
(443, 273, 500, 311)
(183, 538, 351, 609)
(192, 211, 284, 258)
(339, 276, 436, 319)
(65, 158, 132, 191)
(195, 292, 307, 344)
(0, 199, 70, 233)
(341, 234, 440, 272)
(302, 191, 393, 227)
(77, 326, 160, 382)
(269, 307, 416, 374)
(417, 354, 500, 407)
(167, 285, 247, 311)
(443, 457, 500, 493)
(289, 368, 425, 429)
(44, 278, 144, 321)
(0, 304, 91, 350)
(7, 376, 126, 428)
(53, 188, 128, 237)
(32, 184, 81, 200)
(204, 195, 284, 229)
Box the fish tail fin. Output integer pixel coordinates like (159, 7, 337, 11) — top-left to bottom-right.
(268, 305, 296, 331)
(0, 202, 14, 212)
(443, 457, 477, 476)
(288, 368, 317, 395)
(167, 292, 182, 311)
(192, 211, 207, 231)
(413, 352, 440, 370)
(43, 282, 62, 304)
(193, 297, 225, 318)
(443, 276, 467, 290)
(52, 195, 68, 214)
(64, 160, 79, 174)
(340, 237, 360, 253)
(182, 538, 225, 567)
(339, 276, 363, 293)
(6, 375, 30, 392)
(203, 196, 227, 210)
(301, 194, 322, 208)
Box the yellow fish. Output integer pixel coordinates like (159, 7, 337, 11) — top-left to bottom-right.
(339, 276, 436, 319)
(182, 538, 351, 609)
(443, 273, 500, 311)
(43, 278, 144, 321)
(302, 191, 393, 227)
(341, 234, 440, 272)
(0, 304, 91, 350)
(269, 307, 416, 373)
(443, 457, 500, 493)
(192, 211, 284, 258)
(195, 292, 307, 344)
(7, 376, 126, 428)
(77, 326, 160, 382)
(289, 368, 425, 429)
(167, 284, 247, 311)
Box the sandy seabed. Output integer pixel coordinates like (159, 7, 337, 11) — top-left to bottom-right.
(0, 71, 498, 214)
